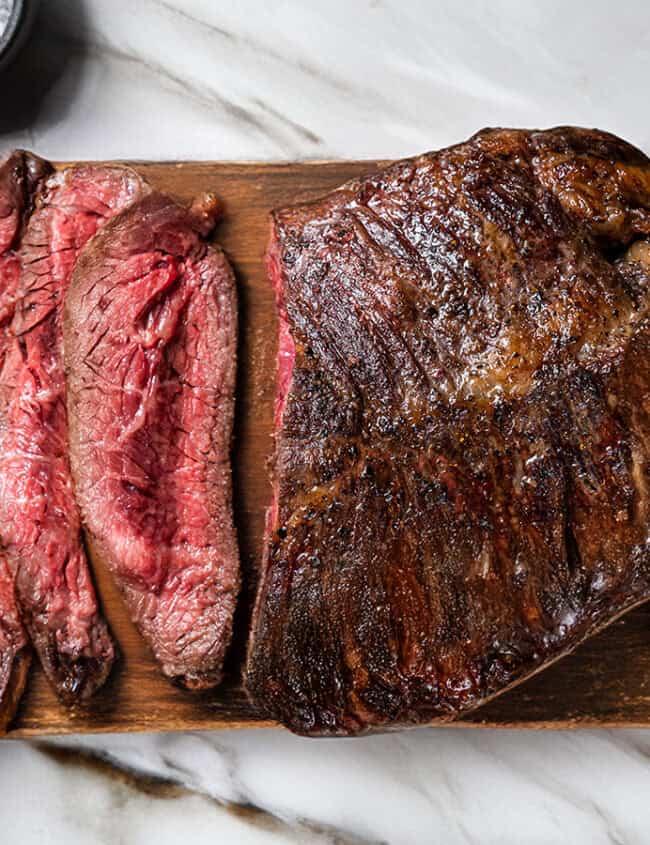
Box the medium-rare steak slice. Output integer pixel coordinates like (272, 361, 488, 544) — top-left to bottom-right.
(0, 163, 147, 702)
(65, 191, 239, 689)
(246, 127, 650, 736)
(0, 150, 50, 726)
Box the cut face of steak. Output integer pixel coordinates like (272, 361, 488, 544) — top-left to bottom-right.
(65, 192, 239, 689)
(0, 150, 51, 377)
(0, 150, 51, 726)
(0, 164, 147, 702)
(246, 127, 650, 736)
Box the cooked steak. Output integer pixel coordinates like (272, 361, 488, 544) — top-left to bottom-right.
(246, 127, 650, 736)
(65, 191, 239, 689)
(0, 559, 28, 729)
(0, 164, 147, 702)
(0, 150, 50, 726)
(0, 150, 51, 380)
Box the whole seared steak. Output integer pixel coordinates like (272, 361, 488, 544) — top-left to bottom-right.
(0, 150, 50, 725)
(65, 192, 239, 688)
(0, 164, 146, 702)
(246, 127, 650, 735)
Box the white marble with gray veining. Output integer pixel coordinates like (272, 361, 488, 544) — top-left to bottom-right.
(1, 1, 650, 842)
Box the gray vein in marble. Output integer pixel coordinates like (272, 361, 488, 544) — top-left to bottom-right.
(251, 99, 322, 146)
(43, 19, 319, 157)
(606, 730, 650, 764)
(148, 0, 356, 97)
(37, 741, 386, 845)
(151, 0, 235, 42)
(178, 732, 385, 844)
(589, 805, 625, 845)
(141, 0, 429, 154)
(54, 35, 272, 134)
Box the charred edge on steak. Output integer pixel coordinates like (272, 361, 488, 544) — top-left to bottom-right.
(64, 190, 240, 690)
(246, 126, 650, 736)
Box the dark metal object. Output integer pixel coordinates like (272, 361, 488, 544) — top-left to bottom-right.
(0, 0, 39, 73)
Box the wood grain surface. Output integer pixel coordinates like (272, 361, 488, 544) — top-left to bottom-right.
(5, 161, 650, 736)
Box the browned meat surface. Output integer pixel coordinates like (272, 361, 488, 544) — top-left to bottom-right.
(65, 192, 239, 689)
(0, 557, 29, 729)
(246, 127, 650, 736)
(0, 150, 50, 726)
(0, 164, 146, 702)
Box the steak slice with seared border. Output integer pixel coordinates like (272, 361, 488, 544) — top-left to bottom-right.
(65, 191, 239, 689)
(246, 127, 650, 736)
(0, 164, 147, 702)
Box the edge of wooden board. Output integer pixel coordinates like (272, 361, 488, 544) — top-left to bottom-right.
(9, 717, 650, 739)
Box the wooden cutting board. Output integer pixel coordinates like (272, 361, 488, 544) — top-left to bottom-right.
(6, 160, 650, 736)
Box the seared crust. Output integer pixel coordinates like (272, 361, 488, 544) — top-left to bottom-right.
(246, 127, 650, 735)
(0, 646, 30, 733)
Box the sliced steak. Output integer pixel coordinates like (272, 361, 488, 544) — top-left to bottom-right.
(0, 559, 29, 729)
(0, 150, 50, 726)
(0, 164, 147, 702)
(65, 191, 239, 689)
(246, 127, 650, 736)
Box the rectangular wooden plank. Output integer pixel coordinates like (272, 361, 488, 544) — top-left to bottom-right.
(5, 161, 650, 736)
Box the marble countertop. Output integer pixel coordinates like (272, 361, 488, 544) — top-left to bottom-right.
(2, 1, 650, 843)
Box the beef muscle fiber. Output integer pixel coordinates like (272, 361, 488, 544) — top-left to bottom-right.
(65, 191, 239, 689)
(246, 127, 650, 736)
(0, 164, 147, 702)
(0, 150, 50, 726)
